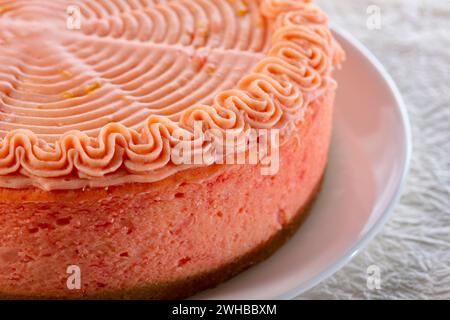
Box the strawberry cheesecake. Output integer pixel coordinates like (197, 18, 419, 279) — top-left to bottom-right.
(0, 0, 344, 299)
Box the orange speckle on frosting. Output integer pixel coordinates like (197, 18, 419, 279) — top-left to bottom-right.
(63, 91, 75, 99)
(0, 5, 11, 15)
(195, 20, 209, 47)
(84, 81, 102, 95)
(206, 64, 216, 76)
(62, 81, 102, 99)
(120, 95, 133, 103)
(237, 7, 249, 16)
(59, 69, 73, 79)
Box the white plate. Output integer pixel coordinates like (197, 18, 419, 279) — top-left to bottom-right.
(194, 27, 412, 300)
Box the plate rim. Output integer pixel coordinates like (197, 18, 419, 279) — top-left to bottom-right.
(276, 25, 413, 300)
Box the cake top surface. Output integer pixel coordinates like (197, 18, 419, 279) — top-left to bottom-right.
(0, 0, 343, 190)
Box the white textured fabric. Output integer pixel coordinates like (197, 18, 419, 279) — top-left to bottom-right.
(298, 0, 450, 300)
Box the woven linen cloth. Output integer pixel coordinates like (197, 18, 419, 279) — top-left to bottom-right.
(297, 0, 450, 300)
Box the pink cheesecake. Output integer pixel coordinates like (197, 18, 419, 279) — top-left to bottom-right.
(0, 0, 344, 299)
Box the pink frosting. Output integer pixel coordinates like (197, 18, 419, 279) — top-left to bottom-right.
(0, 0, 344, 190)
